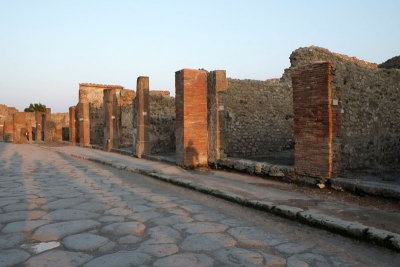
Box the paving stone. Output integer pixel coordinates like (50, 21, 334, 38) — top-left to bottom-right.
(104, 207, 133, 216)
(275, 242, 311, 254)
(2, 220, 50, 233)
(193, 213, 225, 222)
(148, 225, 181, 244)
(138, 242, 179, 257)
(262, 253, 287, 267)
(128, 211, 161, 222)
(98, 215, 124, 223)
(101, 222, 146, 236)
(0, 232, 24, 249)
(287, 253, 328, 267)
(83, 251, 151, 267)
(214, 247, 265, 266)
(126, 204, 153, 212)
(118, 235, 141, 245)
(228, 227, 288, 247)
(42, 209, 98, 221)
(63, 233, 109, 251)
(0, 197, 20, 207)
(153, 253, 214, 267)
(151, 215, 194, 225)
(0, 249, 30, 267)
(174, 222, 228, 234)
(74, 202, 110, 212)
(21, 241, 61, 254)
(0, 210, 46, 223)
(181, 233, 237, 251)
(98, 241, 116, 252)
(32, 220, 100, 241)
(25, 250, 92, 267)
(3, 202, 41, 212)
(43, 198, 86, 210)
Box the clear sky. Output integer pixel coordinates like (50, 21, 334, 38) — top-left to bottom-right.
(0, 0, 399, 113)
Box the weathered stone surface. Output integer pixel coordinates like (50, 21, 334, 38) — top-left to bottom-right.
(275, 242, 310, 254)
(43, 197, 85, 210)
(32, 220, 100, 241)
(101, 222, 145, 236)
(151, 214, 193, 225)
(180, 233, 237, 251)
(63, 233, 109, 251)
(0, 210, 46, 223)
(127, 211, 161, 222)
(287, 253, 328, 267)
(148, 225, 181, 244)
(2, 220, 50, 233)
(228, 227, 287, 247)
(174, 222, 228, 234)
(3, 202, 41, 212)
(104, 207, 133, 216)
(0, 233, 24, 249)
(83, 251, 151, 267)
(42, 209, 98, 221)
(98, 215, 124, 223)
(214, 247, 265, 266)
(25, 250, 92, 267)
(153, 253, 214, 267)
(0, 249, 30, 267)
(118, 235, 140, 245)
(74, 202, 109, 212)
(21, 241, 61, 254)
(138, 242, 179, 257)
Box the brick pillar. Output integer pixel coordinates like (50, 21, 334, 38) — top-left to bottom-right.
(175, 69, 208, 168)
(134, 77, 150, 158)
(0, 122, 3, 141)
(26, 119, 32, 143)
(35, 112, 43, 142)
(69, 106, 76, 145)
(292, 62, 341, 184)
(13, 113, 27, 144)
(3, 121, 13, 142)
(103, 89, 121, 151)
(207, 70, 228, 165)
(78, 102, 90, 146)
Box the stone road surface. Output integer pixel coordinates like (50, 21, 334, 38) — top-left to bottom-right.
(0, 143, 399, 266)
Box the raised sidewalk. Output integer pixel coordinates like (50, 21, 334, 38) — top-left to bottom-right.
(50, 145, 400, 252)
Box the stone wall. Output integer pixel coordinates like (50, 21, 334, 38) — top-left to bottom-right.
(217, 77, 293, 159)
(79, 83, 124, 146)
(120, 90, 135, 148)
(0, 104, 18, 123)
(290, 46, 400, 172)
(149, 91, 175, 154)
(44, 113, 69, 143)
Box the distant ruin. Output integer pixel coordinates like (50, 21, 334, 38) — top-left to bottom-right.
(1, 46, 399, 185)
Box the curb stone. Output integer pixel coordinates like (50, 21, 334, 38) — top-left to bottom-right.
(58, 150, 400, 252)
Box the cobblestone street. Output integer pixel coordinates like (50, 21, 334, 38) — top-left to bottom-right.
(0, 143, 399, 266)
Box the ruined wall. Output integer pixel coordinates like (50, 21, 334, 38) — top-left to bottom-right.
(218, 78, 293, 158)
(44, 113, 69, 142)
(149, 91, 175, 154)
(120, 90, 135, 148)
(0, 104, 18, 123)
(79, 83, 124, 146)
(291, 46, 400, 171)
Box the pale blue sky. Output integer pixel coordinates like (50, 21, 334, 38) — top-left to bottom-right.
(0, 0, 399, 112)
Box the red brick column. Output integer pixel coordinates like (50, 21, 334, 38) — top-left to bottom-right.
(13, 113, 27, 144)
(134, 77, 150, 158)
(175, 69, 208, 168)
(0, 122, 3, 141)
(78, 102, 90, 147)
(35, 112, 44, 142)
(3, 121, 13, 142)
(207, 70, 228, 165)
(292, 62, 341, 183)
(104, 89, 122, 151)
(69, 107, 76, 145)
